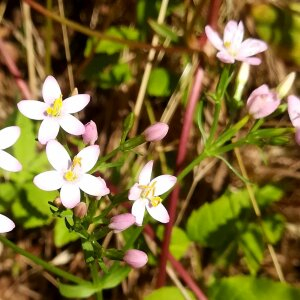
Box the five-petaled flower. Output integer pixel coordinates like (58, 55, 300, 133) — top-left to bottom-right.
(128, 160, 176, 225)
(0, 214, 15, 233)
(17, 75, 90, 144)
(0, 126, 22, 172)
(33, 140, 109, 208)
(205, 20, 267, 65)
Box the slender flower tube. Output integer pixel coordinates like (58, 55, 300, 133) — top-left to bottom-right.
(0, 214, 15, 233)
(143, 122, 169, 142)
(108, 213, 136, 233)
(123, 249, 148, 268)
(83, 120, 98, 145)
(288, 95, 300, 128)
(34, 140, 109, 208)
(17, 75, 90, 144)
(205, 20, 267, 65)
(128, 160, 177, 225)
(0, 126, 22, 172)
(247, 84, 281, 119)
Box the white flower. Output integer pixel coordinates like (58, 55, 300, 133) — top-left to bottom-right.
(0, 214, 15, 233)
(128, 160, 176, 225)
(17, 75, 90, 144)
(0, 126, 22, 172)
(34, 140, 108, 208)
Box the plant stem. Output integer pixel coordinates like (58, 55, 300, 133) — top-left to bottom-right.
(0, 235, 89, 285)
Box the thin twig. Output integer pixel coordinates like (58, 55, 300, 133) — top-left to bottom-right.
(234, 147, 285, 282)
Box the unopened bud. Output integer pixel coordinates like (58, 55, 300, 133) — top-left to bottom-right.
(277, 72, 296, 99)
(108, 213, 136, 233)
(143, 122, 169, 142)
(82, 121, 98, 145)
(247, 84, 280, 119)
(234, 62, 250, 101)
(74, 202, 87, 219)
(123, 249, 148, 268)
(53, 197, 63, 208)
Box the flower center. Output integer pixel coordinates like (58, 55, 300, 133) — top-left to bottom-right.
(139, 181, 162, 207)
(64, 156, 82, 182)
(46, 95, 63, 117)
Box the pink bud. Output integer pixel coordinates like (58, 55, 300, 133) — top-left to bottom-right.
(82, 121, 98, 145)
(143, 122, 169, 142)
(73, 202, 87, 219)
(108, 213, 136, 233)
(123, 249, 148, 268)
(247, 84, 281, 119)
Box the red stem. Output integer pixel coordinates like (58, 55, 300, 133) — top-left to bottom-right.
(156, 0, 221, 288)
(144, 225, 207, 300)
(0, 39, 32, 99)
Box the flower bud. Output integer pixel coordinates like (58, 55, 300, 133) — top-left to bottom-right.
(234, 62, 250, 101)
(247, 84, 280, 119)
(95, 177, 110, 200)
(74, 202, 87, 219)
(277, 72, 296, 99)
(82, 121, 98, 145)
(123, 249, 148, 268)
(143, 122, 169, 142)
(108, 213, 136, 233)
(53, 197, 63, 208)
(0, 214, 15, 233)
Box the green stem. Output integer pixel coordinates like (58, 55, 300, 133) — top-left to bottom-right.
(0, 235, 89, 285)
(89, 263, 102, 300)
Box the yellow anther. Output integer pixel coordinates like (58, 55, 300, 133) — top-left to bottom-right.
(150, 196, 162, 207)
(72, 156, 82, 168)
(224, 41, 231, 49)
(64, 170, 77, 181)
(46, 95, 63, 117)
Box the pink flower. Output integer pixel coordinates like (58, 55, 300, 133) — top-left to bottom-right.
(0, 214, 15, 233)
(205, 20, 267, 65)
(247, 84, 280, 119)
(288, 95, 300, 128)
(17, 76, 90, 144)
(123, 249, 148, 268)
(83, 121, 98, 145)
(143, 122, 169, 142)
(295, 128, 300, 146)
(108, 213, 136, 233)
(0, 126, 22, 172)
(33, 140, 108, 208)
(128, 160, 176, 225)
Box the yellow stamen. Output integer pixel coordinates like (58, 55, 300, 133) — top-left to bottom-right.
(46, 95, 63, 117)
(150, 196, 162, 207)
(72, 156, 82, 168)
(64, 170, 77, 181)
(224, 41, 231, 49)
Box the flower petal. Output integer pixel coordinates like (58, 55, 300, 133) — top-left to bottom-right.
(38, 118, 60, 144)
(216, 51, 235, 64)
(146, 202, 170, 223)
(17, 100, 47, 120)
(131, 199, 146, 226)
(59, 114, 85, 135)
(34, 170, 63, 191)
(138, 160, 153, 185)
(288, 95, 300, 127)
(0, 150, 22, 172)
(77, 145, 100, 173)
(62, 94, 90, 114)
(205, 25, 224, 51)
(238, 38, 268, 58)
(42, 76, 62, 104)
(79, 174, 106, 196)
(239, 56, 261, 65)
(128, 183, 142, 201)
(46, 140, 71, 171)
(224, 20, 244, 49)
(60, 183, 81, 208)
(0, 214, 15, 233)
(0, 126, 20, 150)
(152, 175, 177, 196)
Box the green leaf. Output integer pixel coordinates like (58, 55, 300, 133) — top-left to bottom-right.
(147, 68, 171, 97)
(256, 185, 283, 206)
(0, 182, 17, 212)
(157, 226, 191, 260)
(58, 282, 98, 298)
(12, 183, 55, 229)
(209, 275, 300, 300)
(148, 19, 179, 42)
(84, 26, 140, 56)
(239, 224, 264, 275)
(121, 113, 135, 143)
(262, 214, 285, 244)
(144, 286, 196, 300)
(54, 217, 79, 248)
